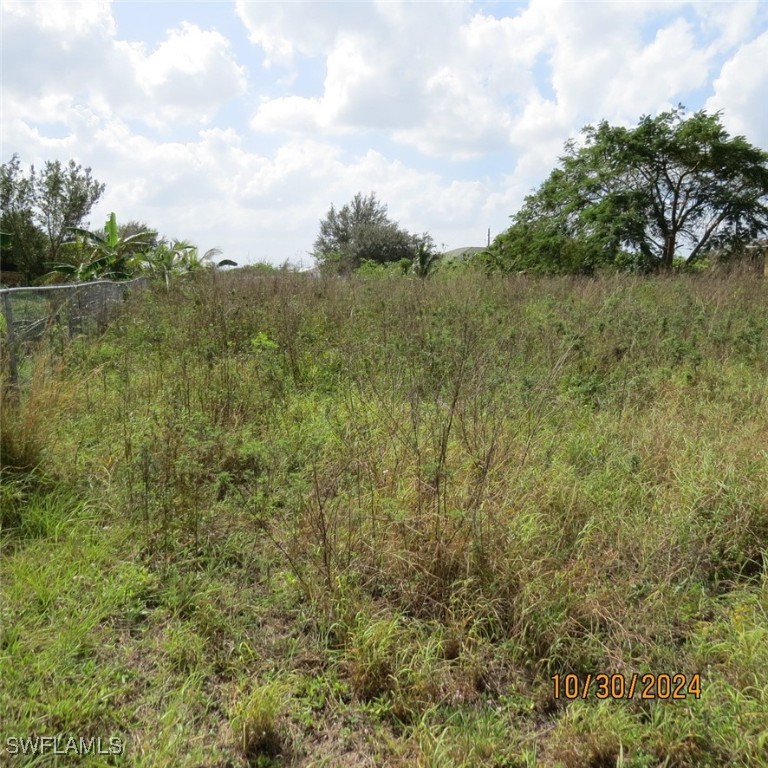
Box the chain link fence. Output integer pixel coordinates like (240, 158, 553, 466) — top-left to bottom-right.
(0, 277, 148, 383)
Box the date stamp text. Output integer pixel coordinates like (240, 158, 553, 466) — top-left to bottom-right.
(552, 673, 702, 700)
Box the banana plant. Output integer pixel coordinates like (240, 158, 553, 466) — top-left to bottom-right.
(50, 213, 156, 281)
(142, 239, 195, 290)
(181, 243, 222, 271)
(143, 240, 236, 289)
(182, 244, 236, 271)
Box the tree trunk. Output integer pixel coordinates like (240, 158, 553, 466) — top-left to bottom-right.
(661, 233, 676, 269)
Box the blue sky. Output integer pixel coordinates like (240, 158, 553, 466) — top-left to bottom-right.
(2, 0, 767, 266)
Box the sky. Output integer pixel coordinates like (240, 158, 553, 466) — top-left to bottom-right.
(2, 0, 767, 267)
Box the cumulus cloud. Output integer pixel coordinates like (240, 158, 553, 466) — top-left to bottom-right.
(696, 0, 761, 54)
(245, 1, 497, 158)
(234, 0, 380, 67)
(2, 0, 115, 35)
(2, 0, 766, 267)
(602, 18, 710, 114)
(126, 22, 247, 126)
(2, 2, 246, 131)
(706, 31, 768, 148)
(244, 0, 764, 162)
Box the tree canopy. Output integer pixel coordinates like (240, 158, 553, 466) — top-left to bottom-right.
(486, 108, 768, 273)
(313, 192, 427, 274)
(1, 154, 105, 281)
(1, 155, 48, 280)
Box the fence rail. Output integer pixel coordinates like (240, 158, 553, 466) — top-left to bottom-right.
(0, 277, 148, 383)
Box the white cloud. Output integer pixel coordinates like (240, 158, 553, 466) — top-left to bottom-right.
(247, 3, 469, 146)
(5, 93, 491, 262)
(250, 95, 324, 135)
(697, 0, 760, 54)
(2, 1, 766, 268)
(243, 1, 495, 157)
(706, 31, 768, 148)
(244, 0, 766, 162)
(246, 0, 744, 160)
(2, 0, 115, 35)
(1, 0, 117, 98)
(1, 3, 246, 131)
(234, 0, 381, 66)
(126, 22, 247, 127)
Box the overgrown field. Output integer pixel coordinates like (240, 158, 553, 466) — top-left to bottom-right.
(2, 270, 767, 767)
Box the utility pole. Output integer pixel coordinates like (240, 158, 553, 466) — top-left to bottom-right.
(487, 227, 490, 247)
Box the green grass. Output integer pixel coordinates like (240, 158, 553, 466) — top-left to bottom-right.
(1, 268, 767, 766)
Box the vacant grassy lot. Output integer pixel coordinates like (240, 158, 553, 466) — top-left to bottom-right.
(1, 269, 767, 767)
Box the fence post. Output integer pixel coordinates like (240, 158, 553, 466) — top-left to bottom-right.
(68, 289, 78, 339)
(1, 291, 18, 384)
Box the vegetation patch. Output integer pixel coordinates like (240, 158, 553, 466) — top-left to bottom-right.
(1, 269, 767, 766)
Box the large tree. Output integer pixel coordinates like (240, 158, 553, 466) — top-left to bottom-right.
(313, 192, 421, 274)
(1, 155, 47, 280)
(35, 158, 106, 265)
(488, 108, 768, 273)
(0, 154, 106, 281)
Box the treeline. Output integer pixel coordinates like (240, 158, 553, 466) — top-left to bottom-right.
(5, 107, 765, 284)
